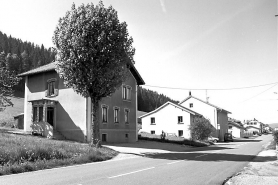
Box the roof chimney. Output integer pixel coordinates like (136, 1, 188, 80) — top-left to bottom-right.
(189, 91, 191, 96)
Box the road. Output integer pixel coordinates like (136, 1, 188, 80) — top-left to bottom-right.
(0, 135, 273, 185)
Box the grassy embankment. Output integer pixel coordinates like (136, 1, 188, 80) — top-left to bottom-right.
(0, 131, 118, 176)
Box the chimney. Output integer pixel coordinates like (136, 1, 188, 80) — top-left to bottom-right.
(189, 91, 191, 96)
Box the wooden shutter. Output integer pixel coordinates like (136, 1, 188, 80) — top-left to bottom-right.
(45, 81, 49, 97)
(54, 78, 59, 96)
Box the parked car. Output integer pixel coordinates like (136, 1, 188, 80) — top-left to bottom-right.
(208, 136, 219, 143)
(224, 133, 233, 142)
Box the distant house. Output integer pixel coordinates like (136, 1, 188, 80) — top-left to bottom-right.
(18, 61, 145, 143)
(228, 119, 244, 138)
(245, 125, 260, 133)
(140, 101, 203, 139)
(243, 119, 263, 133)
(179, 93, 231, 141)
(137, 110, 147, 131)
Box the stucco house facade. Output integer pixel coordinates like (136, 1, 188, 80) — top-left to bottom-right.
(139, 101, 203, 139)
(228, 120, 244, 138)
(243, 119, 263, 133)
(179, 94, 231, 141)
(18, 61, 144, 143)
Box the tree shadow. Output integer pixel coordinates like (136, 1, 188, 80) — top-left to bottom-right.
(106, 140, 233, 153)
(144, 152, 276, 162)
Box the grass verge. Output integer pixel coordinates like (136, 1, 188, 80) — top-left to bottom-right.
(138, 132, 210, 147)
(0, 132, 118, 176)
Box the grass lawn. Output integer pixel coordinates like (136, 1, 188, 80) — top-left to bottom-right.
(0, 131, 118, 176)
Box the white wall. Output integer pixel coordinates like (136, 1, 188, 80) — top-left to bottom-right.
(180, 98, 217, 128)
(141, 104, 192, 139)
(228, 125, 243, 138)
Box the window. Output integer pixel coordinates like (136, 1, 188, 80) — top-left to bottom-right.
(39, 107, 43, 122)
(254, 122, 257, 125)
(123, 85, 131, 100)
(102, 105, 108, 123)
(229, 126, 232, 129)
(178, 116, 183, 123)
(189, 103, 193, 108)
(151, 117, 155, 124)
(33, 107, 37, 122)
(124, 109, 129, 124)
(151, 130, 155, 134)
(114, 107, 119, 123)
(46, 79, 58, 97)
(178, 130, 183, 137)
(33, 106, 43, 122)
(102, 134, 107, 142)
(125, 133, 129, 139)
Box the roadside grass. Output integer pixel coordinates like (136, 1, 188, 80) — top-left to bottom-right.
(138, 132, 210, 147)
(0, 97, 24, 128)
(266, 139, 276, 150)
(0, 132, 118, 176)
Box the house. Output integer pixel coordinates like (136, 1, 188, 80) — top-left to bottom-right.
(179, 93, 231, 141)
(228, 118, 244, 138)
(18, 61, 145, 143)
(137, 110, 147, 131)
(245, 125, 260, 133)
(139, 101, 203, 139)
(243, 119, 263, 133)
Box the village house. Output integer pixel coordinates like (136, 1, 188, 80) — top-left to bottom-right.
(18, 61, 145, 143)
(179, 93, 231, 141)
(243, 119, 263, 133)
(228, 118, 244, 138)
(139, 101, 203, 139)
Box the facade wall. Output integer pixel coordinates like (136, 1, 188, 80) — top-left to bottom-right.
(141, 104, 192, 139)
(24, 71, 87, 142)
(217, 111, 228, 141)
(228, 125, 243, 138)
(98, 71, 138, 143)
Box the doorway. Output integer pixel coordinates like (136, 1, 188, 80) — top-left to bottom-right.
(47, 107, 54, 126)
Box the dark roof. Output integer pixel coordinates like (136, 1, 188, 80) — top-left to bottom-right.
(228, 121, 244, 128)
(18, 61, 145, 85)
(179, 95, 231, 114)
(139, 101, 202, 119)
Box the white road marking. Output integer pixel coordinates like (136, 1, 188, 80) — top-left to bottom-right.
(167, 161, 181, 165)
(108, 167, 155, 179)
(195, 154, 209, 158)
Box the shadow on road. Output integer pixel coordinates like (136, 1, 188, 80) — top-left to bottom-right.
(143, 152, 276, 162)
(106, 140, 233, 153)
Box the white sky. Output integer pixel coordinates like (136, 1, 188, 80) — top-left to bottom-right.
(0, 0, 277, 124)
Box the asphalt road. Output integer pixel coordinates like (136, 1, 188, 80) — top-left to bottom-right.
(0, 134, 273, 185)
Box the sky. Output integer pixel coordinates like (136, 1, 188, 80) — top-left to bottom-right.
(0, 0, 277, 124)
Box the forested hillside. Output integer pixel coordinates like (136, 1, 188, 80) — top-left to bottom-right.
(0, 31, 55, 93)
(138, 86, 179, 112)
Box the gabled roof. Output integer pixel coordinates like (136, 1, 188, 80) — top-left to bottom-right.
(18, 61, 145, 85)
(245, 125, 260, 130)
(228, 121, 244, 129)
(179, 95, 231, 114)
(139, 101, 202, 119)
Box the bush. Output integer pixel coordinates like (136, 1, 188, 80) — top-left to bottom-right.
(273, 130, 278, 144)
(189, 116, 215, 141)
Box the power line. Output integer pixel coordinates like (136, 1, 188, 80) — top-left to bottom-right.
(143, 81, 278, 91)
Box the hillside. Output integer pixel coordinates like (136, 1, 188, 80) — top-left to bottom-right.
(269, 123, 278, 129)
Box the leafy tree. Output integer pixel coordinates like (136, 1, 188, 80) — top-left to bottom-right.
(53, 1, 135, 146)
(189, 117, 215, 141)
(0, 67, 20, 111)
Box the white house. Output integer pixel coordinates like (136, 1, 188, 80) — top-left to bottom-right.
(228, 120, 244, 138)
(243, 119, 263, 133)
(179, 93, 231, 141)
(140, 101, 202, 139)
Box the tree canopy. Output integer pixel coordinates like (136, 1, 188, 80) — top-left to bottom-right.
(53, 1, 135, 145)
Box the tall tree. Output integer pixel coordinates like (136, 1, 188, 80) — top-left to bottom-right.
(53, 2, 135, 146)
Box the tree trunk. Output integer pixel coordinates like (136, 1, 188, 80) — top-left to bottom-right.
(91, 98, 101, 147)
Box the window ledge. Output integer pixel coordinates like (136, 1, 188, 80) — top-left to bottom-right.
(123, 99, 131, 102)
(178, 122, 184, 124)
(150, 123, 156, 125)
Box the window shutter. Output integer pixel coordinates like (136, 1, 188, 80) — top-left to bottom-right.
(45, 82, 48, 97)
(54, 89, 59, 96)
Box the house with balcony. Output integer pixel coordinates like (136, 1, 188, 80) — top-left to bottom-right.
(18, 61, 145, 143)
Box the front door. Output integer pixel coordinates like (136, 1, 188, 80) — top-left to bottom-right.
(47, 107, 54, 126)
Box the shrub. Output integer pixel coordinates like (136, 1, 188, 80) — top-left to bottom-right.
(273, 130, 278, 144)
(189, 116, 215, 141)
